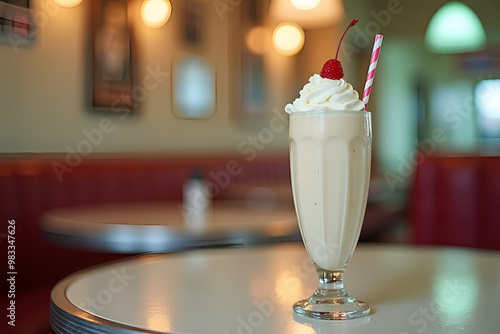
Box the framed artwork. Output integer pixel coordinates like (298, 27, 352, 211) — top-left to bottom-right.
(181, 0, 203, 48)
(92, 0, 134, 111)
(172, 0, 216, 119)
(232, 0, 268, 123)
(172, 53, 216, 119)
(0, 0, 36, 47)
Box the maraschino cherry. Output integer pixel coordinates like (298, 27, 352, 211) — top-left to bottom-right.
(320, 19, 359, 80)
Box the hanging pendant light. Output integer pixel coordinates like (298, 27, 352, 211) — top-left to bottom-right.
(424, 1, 486, 54)
(269, 0, 344, 29)
(53, 0, 82, 8)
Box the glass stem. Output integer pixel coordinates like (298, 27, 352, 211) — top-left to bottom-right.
(312, 268, 349, 300)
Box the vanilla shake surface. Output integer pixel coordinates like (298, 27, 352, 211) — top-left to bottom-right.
(287, 74, 371, 271)
(289, 110, 371, 270)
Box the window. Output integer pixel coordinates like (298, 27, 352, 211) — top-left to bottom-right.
(475, 79, 500, 138)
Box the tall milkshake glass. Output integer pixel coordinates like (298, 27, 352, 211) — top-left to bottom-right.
(289, 109, 372, 320)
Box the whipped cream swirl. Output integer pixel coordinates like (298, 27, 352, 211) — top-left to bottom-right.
(285, 74, 364, 113)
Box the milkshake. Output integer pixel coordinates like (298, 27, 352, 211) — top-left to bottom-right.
(285, 19, 373, 320)
(286, 76, 372, 320)
(289, 109, 371, 271)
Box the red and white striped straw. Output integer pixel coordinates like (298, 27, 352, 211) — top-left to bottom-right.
(362, 34, 383, 110)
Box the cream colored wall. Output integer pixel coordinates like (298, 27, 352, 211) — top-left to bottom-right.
(0, 0, 291, 155)
(3, 0, 499, 158)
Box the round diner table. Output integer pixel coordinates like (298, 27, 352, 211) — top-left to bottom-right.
(50, 243, 500, 333)
(39, 200, 300, 253)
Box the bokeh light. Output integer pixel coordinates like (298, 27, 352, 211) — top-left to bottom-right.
(141, 0, 172, 28)
(53, 0, 82, 8)
(290, 0, 320, 10)
(272, 23, 305, 56)
(245, 26, 267, 55)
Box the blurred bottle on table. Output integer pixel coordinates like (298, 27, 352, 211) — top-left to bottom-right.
(182, 170, 212, 229)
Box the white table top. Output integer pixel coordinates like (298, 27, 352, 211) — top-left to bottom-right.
(50, 243, 500, 333)
(39, 201, 299, 253)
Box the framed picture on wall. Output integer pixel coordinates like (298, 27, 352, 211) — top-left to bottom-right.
(92, 0, 134, 111)
(230, 0, 268, 124)
(0, 0, 36, 46)
(172, 0, 217, 119)
(172, 52, 216, 119)
(181, 0, 203, 48)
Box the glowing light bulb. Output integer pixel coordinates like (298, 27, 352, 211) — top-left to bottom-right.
(290, 0, 320, 10)
(245, 26, 267, 55)
(141, 0, 172, 28)
(53, 0, 82, 8)
(272, 23, 305, 56)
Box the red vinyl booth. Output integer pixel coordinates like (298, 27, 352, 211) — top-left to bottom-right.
(410, 155, 500, 250)
(0, 154, 291, 334)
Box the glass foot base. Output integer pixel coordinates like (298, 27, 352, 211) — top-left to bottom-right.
(293, 296, 370, 320)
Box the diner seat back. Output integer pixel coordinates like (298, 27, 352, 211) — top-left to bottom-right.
(0, 155, 291, 289)
(410, 155, 500, 250)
